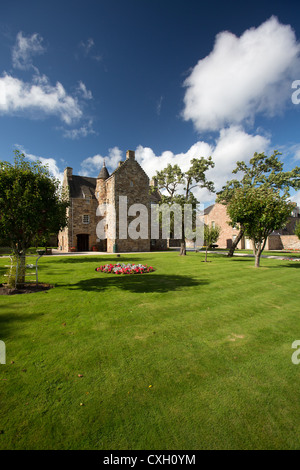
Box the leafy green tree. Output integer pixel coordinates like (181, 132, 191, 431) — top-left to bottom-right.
(295, 222, 300, 239)
(295, 221, 300, 240)
(154, 158, 215, 255)
(227, 187, 294, 267)
(217, 151, 300, 256)
(203, 224, 221, 262)
(0, 151, 68, 286)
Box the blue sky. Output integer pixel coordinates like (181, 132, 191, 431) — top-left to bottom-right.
(2, 0, 300, 205)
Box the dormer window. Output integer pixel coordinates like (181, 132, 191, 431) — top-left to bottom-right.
(82, 191, 91, 203)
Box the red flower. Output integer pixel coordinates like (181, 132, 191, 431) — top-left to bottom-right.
(95, 263, 155, 275)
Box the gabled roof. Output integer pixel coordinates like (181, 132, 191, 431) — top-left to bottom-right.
(204, 204, 215, 215)
(68, 175, 96, 198)
(107, 160, 127, 179)
(106, 156, 149, 182)
(66, 152, 151, 198)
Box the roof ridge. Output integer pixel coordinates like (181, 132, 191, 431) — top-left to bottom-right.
(106, 157, 149, 181)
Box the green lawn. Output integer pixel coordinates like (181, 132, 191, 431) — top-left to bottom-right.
(203, 248, 300, 258)
(0, 252, 299, 450)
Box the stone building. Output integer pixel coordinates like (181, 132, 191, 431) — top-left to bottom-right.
(204, 202, 300, 250)
(58, 150, 167, 253)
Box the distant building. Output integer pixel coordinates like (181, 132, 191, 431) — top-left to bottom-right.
(204, 202, 300, 250)
(58, 150, 167, 253)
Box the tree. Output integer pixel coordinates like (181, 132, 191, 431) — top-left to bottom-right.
(226, 187, 294, 267)
(216, 151, 300, 256)
(154, 158, 215, 255)
(203, 224, 221, 262)
(295, 221, 300, 241)
(0, 151, 68, 286)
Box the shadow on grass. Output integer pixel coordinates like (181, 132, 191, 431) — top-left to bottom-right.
(54, 256, 145, 264)
(61, 274, 208, 293)
(0, 306, 44, 340)
(265, 263, 300, 269)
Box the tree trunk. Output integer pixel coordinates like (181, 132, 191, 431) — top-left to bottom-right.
(16, 252, 26, 287)
(254, 238, 267, 268)
(254, 252, 261, 268)
(205, 246, 208, 262)
(7, 252, 26, 287)
(179, 239, 186, 256)
(227, 227, 244, 257)
(253, 242, 263, 268)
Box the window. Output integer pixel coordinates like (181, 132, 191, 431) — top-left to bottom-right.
(82, 215, 90, 224)
(82, 191, 91, 203)
(211, 221, 215, 228)
(130, 181, 134, 187)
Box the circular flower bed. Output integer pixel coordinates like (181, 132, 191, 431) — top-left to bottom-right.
(95, 263, 155, 275)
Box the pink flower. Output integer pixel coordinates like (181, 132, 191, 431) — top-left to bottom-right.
(95, 263, 155, 275)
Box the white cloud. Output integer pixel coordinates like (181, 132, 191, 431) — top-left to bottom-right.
(15, 145, 64, 184)
(80, 147, 123, 176)
(78, 135, 299, 209)
(63, 119, 96, 139)
(0, 73, 82, 124)
(156, 96, 164, 115)
(12, 32, 45, 70)
(135, 141, 212, 177)
(183, 16, 300, 132)
(77, 81, 93, 100)
(79, 127, 270, 204)
(288, 143, 300, 162)
(79, 38, 95, 56)
(79, 38, 102, 62)
(207, 125, 270, 190)
(0, 32, 95, 129)
(135, 126, 270, 203)
(291, 191, 300, 207)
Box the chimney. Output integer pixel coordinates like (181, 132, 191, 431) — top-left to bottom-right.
(64, 167, 73, 180)
(150, 177, 158, 187)
(126, 150, 135, 160)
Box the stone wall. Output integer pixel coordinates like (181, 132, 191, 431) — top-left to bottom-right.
(279, 235, 300, 250)
(267, 235, 283, 250)
(57, 225, 68, 252)
(204, 203, 242, 249)
(105, 176, 115, 253)
(112, 154, 150, 252)
(58, 197, 99, 252)
(267, 235, 300, 250)
(58, 151, 167, 253)
(72, 198, 99, 250)
(205, 203, 300, 251)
